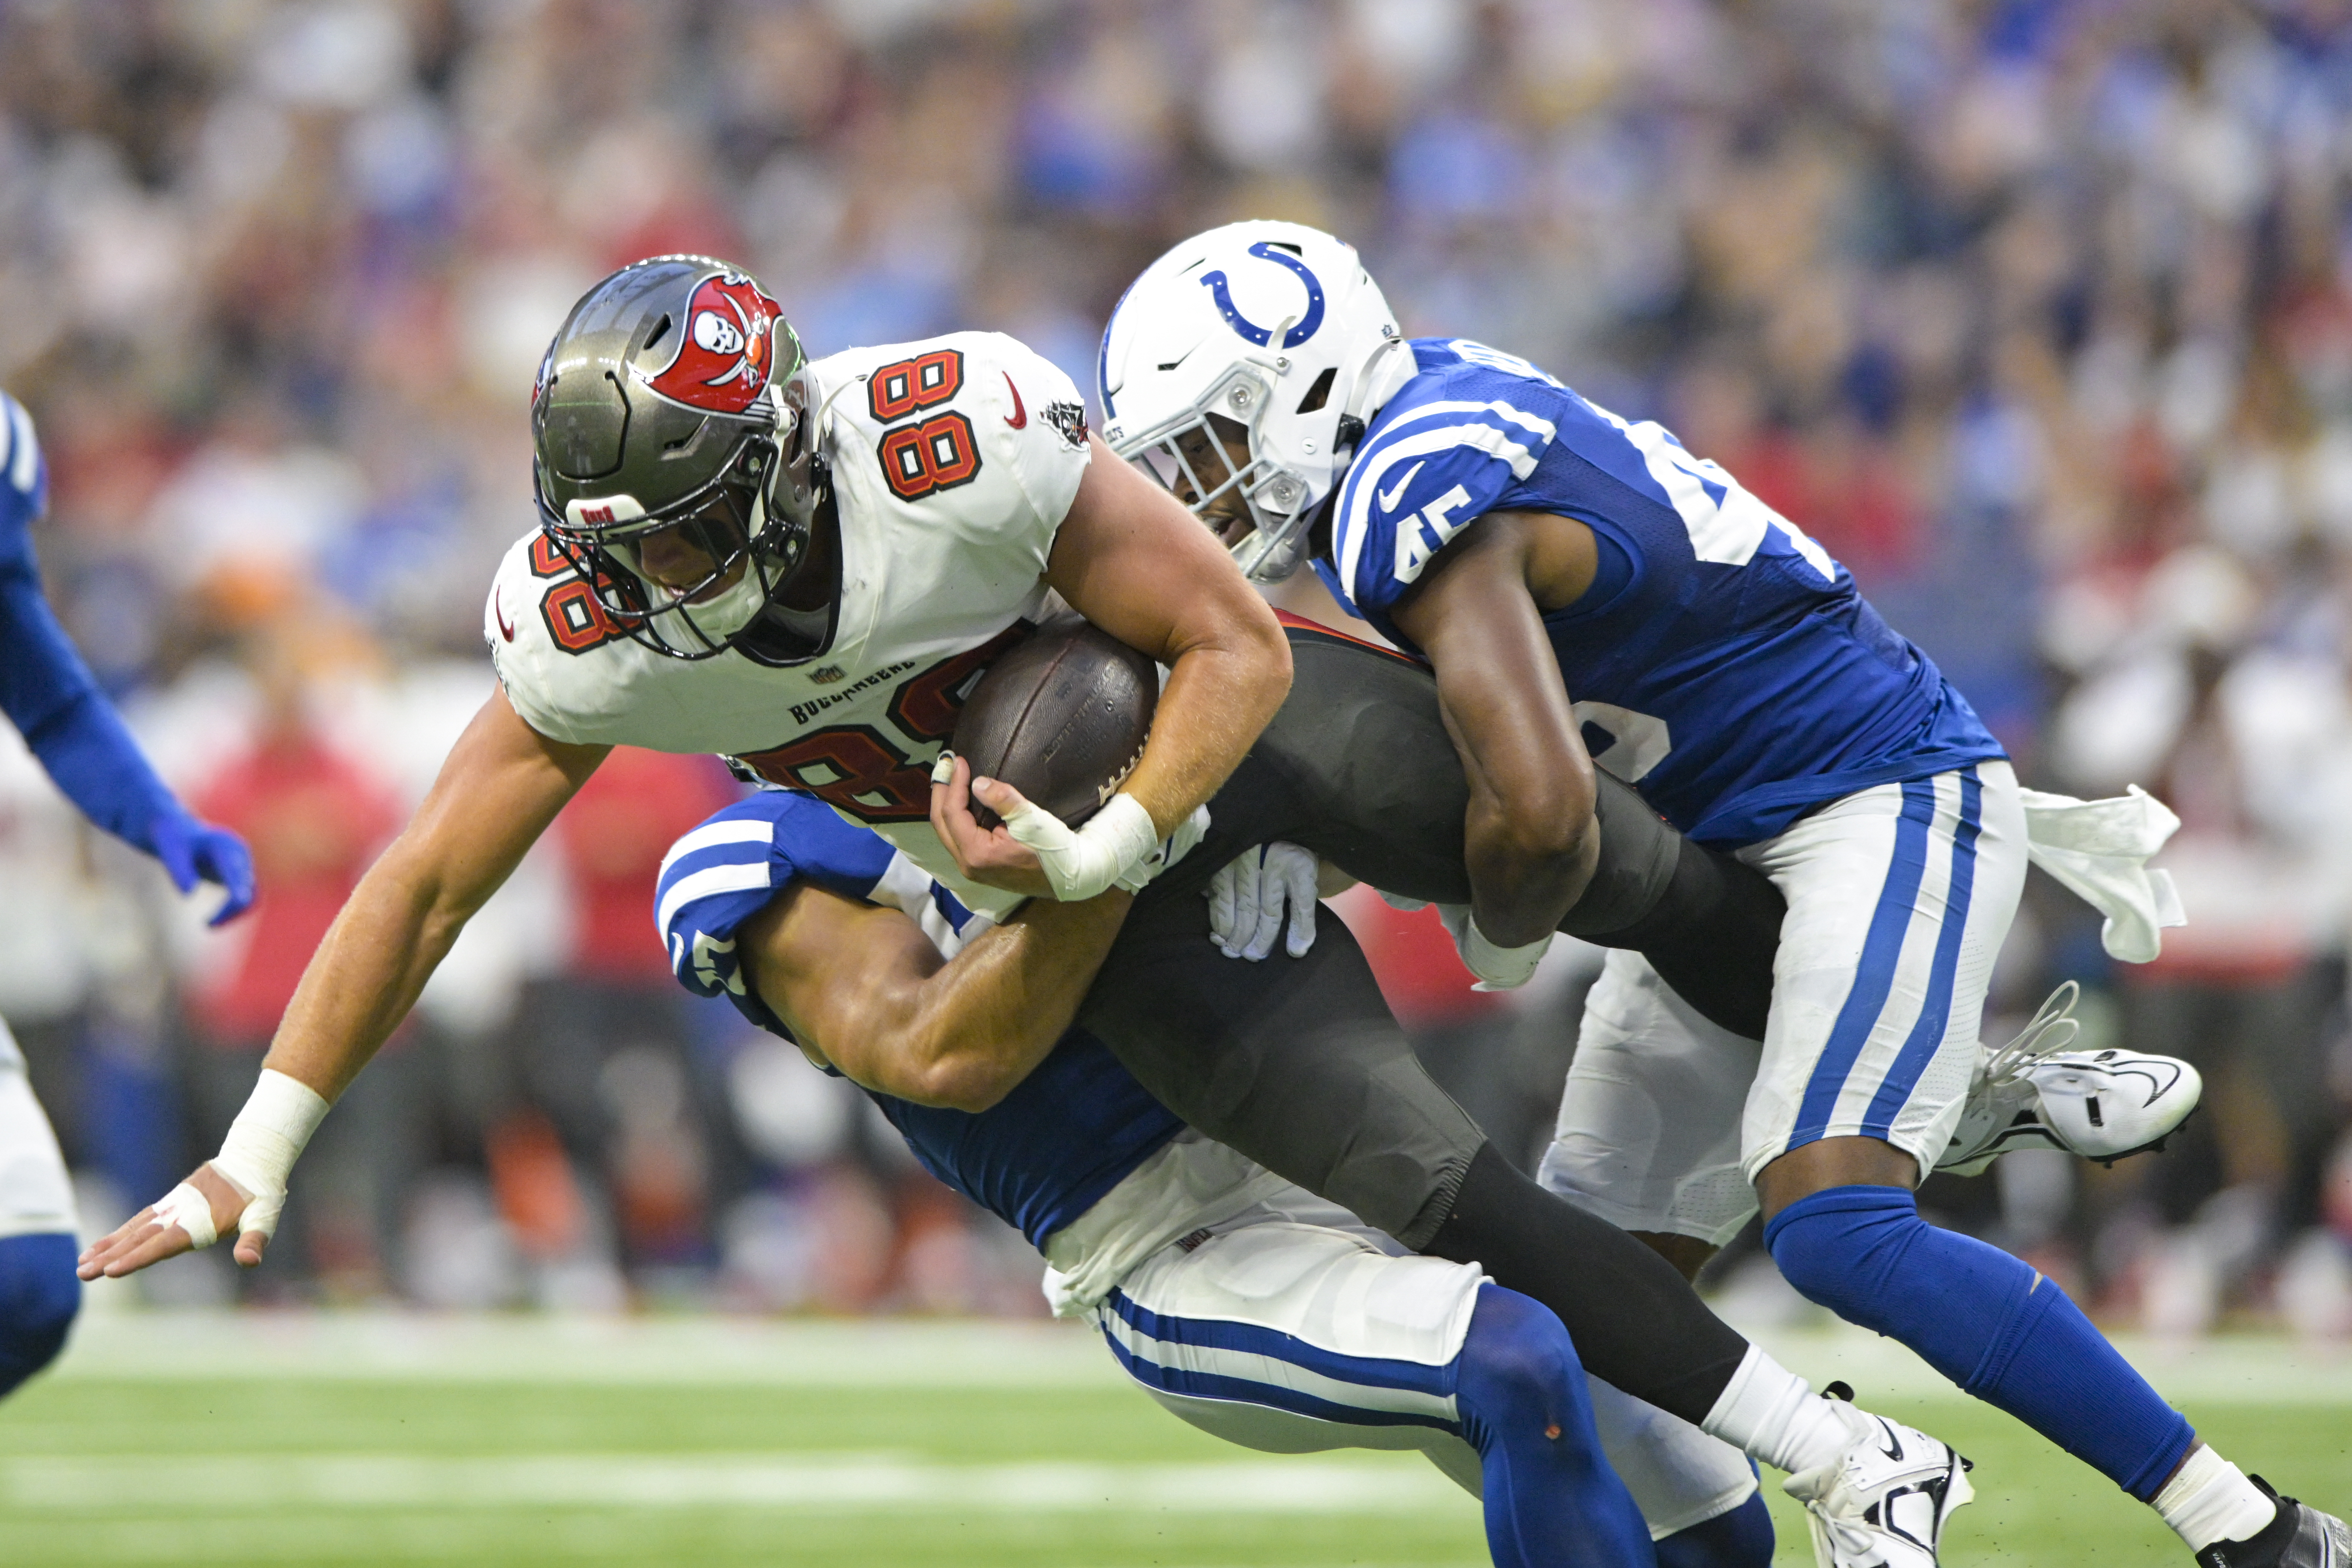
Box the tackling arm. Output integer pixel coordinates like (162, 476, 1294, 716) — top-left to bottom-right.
(78, 687, 608, 1278)
(936, 435, 1292, 897)
(737, 878, 1132, 1113)
(1391, 510, 1600, 948)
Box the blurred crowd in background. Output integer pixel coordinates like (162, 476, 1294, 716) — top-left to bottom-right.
(2, 0, 2350, 1333)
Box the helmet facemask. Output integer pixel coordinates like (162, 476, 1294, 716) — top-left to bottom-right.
(1122, 362, 1318, 583)
(536, 376, 835, 665)
(530, 255, 834, 667)
(1099, 222, 1414, 585)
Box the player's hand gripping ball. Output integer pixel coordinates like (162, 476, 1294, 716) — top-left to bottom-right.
(950, 614, 1159, 833)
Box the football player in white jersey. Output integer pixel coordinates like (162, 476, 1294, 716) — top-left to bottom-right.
(77, 252, 1290, 1278)
(1102, 221, 2343, 1568)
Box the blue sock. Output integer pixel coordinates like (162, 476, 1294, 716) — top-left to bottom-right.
(0, 1233, 79, 1399)
(1765, 1184, 2192, 1500)
(1654, 1489, 1774, 1568)
(1454, 1283, 1658, 1568)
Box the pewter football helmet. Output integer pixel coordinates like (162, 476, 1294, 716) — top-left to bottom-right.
(531, 255, 833, 664)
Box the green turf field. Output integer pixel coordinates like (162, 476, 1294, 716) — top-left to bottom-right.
(4, 1311, 2347, 1566)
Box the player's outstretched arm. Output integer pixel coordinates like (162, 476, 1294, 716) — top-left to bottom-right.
(737, 829, 1132, 1112)
(0, 391, 255, 925)
(77, 688, 607, 1280)
(937, 435, 1291, 899)
(1391, 510, 1600, 952)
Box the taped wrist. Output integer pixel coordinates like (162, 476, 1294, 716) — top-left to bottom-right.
(207, 1069, 330, 1240)
(1006, 791, 1160, 901)
(1116, 802, 1210, 895)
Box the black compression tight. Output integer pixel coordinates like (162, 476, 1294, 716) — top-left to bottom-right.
(1425, 1145, 1751, 1425)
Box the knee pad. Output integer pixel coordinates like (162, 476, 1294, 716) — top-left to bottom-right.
(1654, 1489, 1775, 1568)
(0, 1233, 81, 1397)
(1454, 1284, 1583, 1447)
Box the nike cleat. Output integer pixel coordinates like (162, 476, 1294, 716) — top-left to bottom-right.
(1938, 981, 2202, 1176)
(2196, 1476, 2352, 1568)
(1784, 1383, 1973, 1568)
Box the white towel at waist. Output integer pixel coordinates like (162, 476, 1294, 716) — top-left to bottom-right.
(2018, 784, 2188, 964)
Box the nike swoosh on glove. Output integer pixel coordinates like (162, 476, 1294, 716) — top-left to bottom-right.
(153, 811, 257, 926)
(1206, 841, 1319, 960)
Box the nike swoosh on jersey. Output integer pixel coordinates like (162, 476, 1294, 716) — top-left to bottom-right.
(1376, 460, 1425, 513)
(496, 591, 517, 642)
(1003, 372, 1027, 429)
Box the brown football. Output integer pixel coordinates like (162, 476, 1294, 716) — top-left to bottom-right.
(950, 614, 1158, 831)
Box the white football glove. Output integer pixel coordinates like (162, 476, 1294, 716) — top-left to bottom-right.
(1206, 842, 1320, 960)
(1436, 904, 1553, 992)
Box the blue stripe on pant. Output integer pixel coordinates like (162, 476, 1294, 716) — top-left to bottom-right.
(1790, 777, 1939, 1146)
(1862, 767, 1983, 1137)
(1100, 1288, 1461, 1433)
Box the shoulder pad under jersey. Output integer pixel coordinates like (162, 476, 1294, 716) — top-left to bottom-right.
(816, 331, 1093, 563)
(1327, 340, 1567, 620)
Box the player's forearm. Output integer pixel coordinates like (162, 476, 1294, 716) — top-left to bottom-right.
(1439, 685, 1598, 946)
(260, 843, 485, 1100)
(1121, 623, 1290, 835)
(0, 576, 183, 851)
(1462, 783, 1600, 945)
(823, 892, 1132, 1111)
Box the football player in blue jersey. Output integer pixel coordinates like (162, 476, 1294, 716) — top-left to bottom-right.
(654, 786, 1779, 1568)
(0, 392, 255, 1399)
(1100, 222, 2344, 1568)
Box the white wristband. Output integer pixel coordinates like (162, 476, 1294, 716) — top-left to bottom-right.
(1463, 919, 1551, 991)
(207, 1069, 331, 1241)
(1439, 908, 1552, 992)
(1001, 791, 1162, 902)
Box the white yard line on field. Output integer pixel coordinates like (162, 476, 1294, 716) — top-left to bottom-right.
(0, 1452, 1470, 1513)
(47, 1306, 2352, 1405)
(53, 1309, 1117, 1387)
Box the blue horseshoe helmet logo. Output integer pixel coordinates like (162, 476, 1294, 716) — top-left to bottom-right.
(1198, 242, 1326, 350)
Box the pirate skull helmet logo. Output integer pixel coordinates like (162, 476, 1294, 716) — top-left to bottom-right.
(640, 268, 782, 415)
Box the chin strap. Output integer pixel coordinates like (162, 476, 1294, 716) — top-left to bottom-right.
(1296, 333, 1413, 520)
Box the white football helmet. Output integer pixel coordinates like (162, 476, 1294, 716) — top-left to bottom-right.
(1098, 221, 1417, 581)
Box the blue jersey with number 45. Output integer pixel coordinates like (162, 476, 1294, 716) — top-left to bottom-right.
(1315, 338, 2004, 846)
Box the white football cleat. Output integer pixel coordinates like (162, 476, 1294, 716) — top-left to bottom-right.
(1938, 981, 2202, 1176)
(1784, 1386, 1973, 1568)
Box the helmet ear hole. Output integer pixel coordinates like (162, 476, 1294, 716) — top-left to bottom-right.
(1294, 366, 1336, 415)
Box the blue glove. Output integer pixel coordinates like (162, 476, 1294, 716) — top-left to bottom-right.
(1, 392, 46, 527)
(152, 810, 256, 927)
